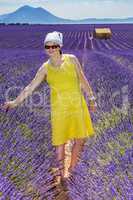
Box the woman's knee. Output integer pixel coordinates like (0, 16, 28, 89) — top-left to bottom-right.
(56, 143, 65, 153)
(74, 138, 86, 146)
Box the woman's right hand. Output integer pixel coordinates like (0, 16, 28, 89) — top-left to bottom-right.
(89, 100, 97, 112)
(0, 100, 17, 112)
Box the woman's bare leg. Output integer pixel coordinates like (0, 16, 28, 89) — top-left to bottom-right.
(69, 138, 86, 172)
(55, 143, 65, 178)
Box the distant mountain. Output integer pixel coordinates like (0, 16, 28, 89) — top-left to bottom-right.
(0, 5, 133, 24)
(0, 5, 73, 24)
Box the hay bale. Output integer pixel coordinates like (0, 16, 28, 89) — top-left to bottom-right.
(93, 28, 112, 39)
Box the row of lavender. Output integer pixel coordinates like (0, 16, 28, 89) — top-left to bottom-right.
(0, 24, 133, 51)
(0, 24, 133, 199)
(68, 50, 133, 200)
(0, 49, 61, 199)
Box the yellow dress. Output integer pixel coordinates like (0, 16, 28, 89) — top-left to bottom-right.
(44, 54, 95, 146)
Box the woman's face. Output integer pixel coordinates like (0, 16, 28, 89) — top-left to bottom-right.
(44, 41, 61, 56)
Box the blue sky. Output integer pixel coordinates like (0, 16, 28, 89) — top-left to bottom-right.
(0, 0, 133, 19)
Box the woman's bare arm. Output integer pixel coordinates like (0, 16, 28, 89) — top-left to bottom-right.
(14, 63, 47, 106)
(69, 55, 95, 98)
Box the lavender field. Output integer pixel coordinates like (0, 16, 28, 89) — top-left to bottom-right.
(0, 24, 133, 200)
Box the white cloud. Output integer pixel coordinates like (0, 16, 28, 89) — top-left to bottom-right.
(0, 0, 133, 19)
(37, 1, 133, 19)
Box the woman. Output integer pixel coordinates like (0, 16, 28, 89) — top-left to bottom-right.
(1, 31, 97, 186)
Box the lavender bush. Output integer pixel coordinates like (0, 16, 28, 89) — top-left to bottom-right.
(0, 24, 133, 200)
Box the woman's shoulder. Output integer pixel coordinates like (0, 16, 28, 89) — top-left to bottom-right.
(43, 60, 49, 67)
(63, 53, 76, 58)
(63, 53, 76, 63)
(41, 60, 49, 74)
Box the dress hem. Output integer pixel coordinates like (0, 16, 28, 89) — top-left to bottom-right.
(52, 133, 95, 146)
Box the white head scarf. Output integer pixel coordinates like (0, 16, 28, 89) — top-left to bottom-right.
(44, 31, 63, 47)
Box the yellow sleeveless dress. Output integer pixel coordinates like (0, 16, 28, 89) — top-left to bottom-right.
(44, 54, 95, 146)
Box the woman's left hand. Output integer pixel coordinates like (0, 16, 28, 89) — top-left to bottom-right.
(89, 100, 97, 112)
